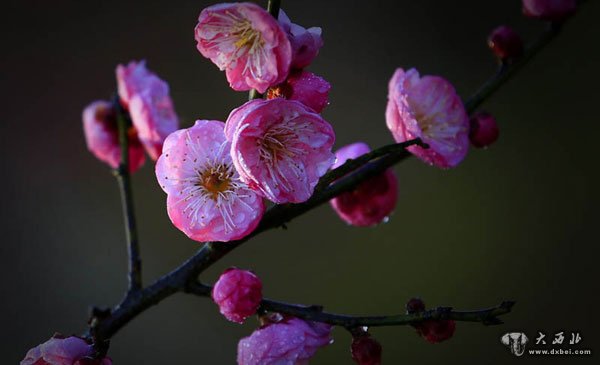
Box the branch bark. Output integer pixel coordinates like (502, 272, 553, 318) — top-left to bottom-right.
(113, 97, 142, 294)
(186, 282, 514, 328)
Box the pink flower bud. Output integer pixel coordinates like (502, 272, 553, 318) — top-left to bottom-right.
(212, 268, 263, 323)
(225, 98, 335, 204)
(21, 334, 112, 365)
(237, 317, 332, 365)
(195, 3, 292, 93)
(82, 100, 146, 172)
(351, 334, 382, 365)
(386, 68, 469, 168)
(405, 297, 426, 314)
(469, 112, 499, 148)
(267, 70, 331, 113)
(278, 10, 324, 69)
(488, 26, 523, 60)
(406, 298, 457, 344)
(415, 319, 457, 344)
(330, 142, 398, 227)
(522, 0, 576, 22)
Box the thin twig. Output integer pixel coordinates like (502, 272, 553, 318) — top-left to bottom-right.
(113, 97, 142, 294)
(186, 282, 514, 327)
(464, 23, 562, 113)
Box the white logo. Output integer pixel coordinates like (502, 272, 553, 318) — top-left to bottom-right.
(501, 332, 529, 356)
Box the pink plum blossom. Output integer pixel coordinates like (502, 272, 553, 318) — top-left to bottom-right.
(225, 98, 335, 204)
(156, 120, 264, 242)
(82, 100, 146, 172)
(386, 68, 469, 168)
(267, 70, 331, 113)
(21, 334, 112, 365)
(116, 60, 179, 160)
(237, 317, 332, 365)
(522, 0, 576, 22)
(278, 10, 324, 70)
(212, 268, 263, 323)
(195, 2, 292, 93)
(330, 142, 398, 227)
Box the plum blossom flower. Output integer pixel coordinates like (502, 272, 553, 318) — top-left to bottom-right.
(212, 268, 263, 323)
(267, 70, 331, 113)
(156, 120, 264, 242)
(386, 68, 469, 168)
(116, 60, 179, 160)
(522, 0, 576, 22)
(82, 100, 146, 172)
(225, 98, 335, 204)
(237, 317, 332, 365)
(195, 2, 292, 93)
(21, 334, 112, 365)
(329, 142, 398, 227)
(278, 10, 324, 69)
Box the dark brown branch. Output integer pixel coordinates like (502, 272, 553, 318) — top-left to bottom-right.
(186, 282, 514, 327)
(92, 137, 422, 340)
(113, 97, 142, 294)
(91, 3, 583, 343)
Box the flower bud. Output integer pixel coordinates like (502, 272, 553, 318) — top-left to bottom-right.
(488, 26, 523, 60)
(330, 142, 398, 227)
(351, 334, 382, 365)
(522, 0, 576, 22)
(469, 112, 499, 148)
(212, 268, 263, 323)
(267, 70, 331, 113)
(415, 319, 457, 344)
(406, 298, 457, 344)
(406, 297, 426, 314)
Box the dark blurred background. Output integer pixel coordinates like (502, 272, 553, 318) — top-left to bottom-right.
(3, 0, 599, 363)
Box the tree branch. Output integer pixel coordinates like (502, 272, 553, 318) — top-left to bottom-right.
(186, 282, 514, 327)
(113, 97, 142, 294)
(91, 4, 582, 343)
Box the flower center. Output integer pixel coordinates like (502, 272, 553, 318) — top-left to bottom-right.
(258, 125, 300, 162)
(232, 19, 263, 50)
(197, 163, 232, 201)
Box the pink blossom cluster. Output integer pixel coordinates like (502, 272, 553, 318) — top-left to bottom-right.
(71, 0, 572, 362)
(83, 61, 179, 172)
